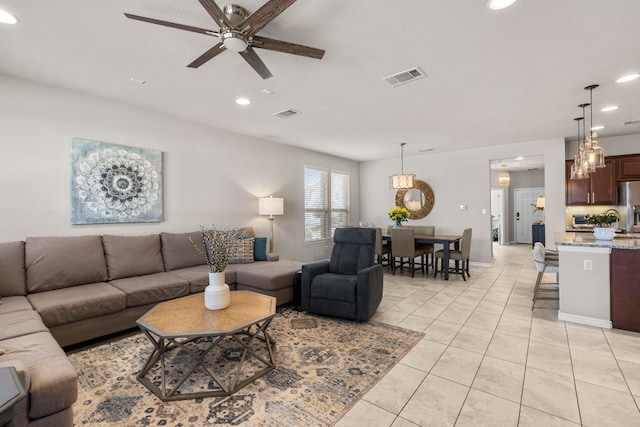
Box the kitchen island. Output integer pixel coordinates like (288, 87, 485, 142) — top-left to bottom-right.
(554, 232, 640, 331)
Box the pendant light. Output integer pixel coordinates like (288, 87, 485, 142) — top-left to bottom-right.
(570, 116, 589, 180)
(389, 143, 415, 189)
(579, 103, 595, 174)
(584, 84, 605, 169)
(498, 164, 510, 187)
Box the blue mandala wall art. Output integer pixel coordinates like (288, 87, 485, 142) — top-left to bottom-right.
(70, 138, 163, 224)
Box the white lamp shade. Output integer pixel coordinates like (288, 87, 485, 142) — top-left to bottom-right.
(536, 197, 545, 208)
(389, 174, 415, 189)
(259, 197, 284, 216)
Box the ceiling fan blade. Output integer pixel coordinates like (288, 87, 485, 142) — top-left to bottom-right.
(239, 47, 273, 79)
(241, 0, 298, 34)
(252, 36, 324, 60)
(198, 0, 233, 28)
(124, 13, 219, 36)
(187, 42, 226, 68)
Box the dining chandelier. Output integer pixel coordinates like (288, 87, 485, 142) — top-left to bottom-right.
(390, 143, 415, 189)
(570, 84, 605, 180)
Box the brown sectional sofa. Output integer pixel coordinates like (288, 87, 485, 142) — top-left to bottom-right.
(0, 227, 302, 426)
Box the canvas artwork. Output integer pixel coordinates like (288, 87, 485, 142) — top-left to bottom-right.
(70, 138, 163, 224)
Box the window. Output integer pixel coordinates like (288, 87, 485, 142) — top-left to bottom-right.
(304, 166, 350, 242)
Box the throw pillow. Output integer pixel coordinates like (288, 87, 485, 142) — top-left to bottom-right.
(254, 237, 267, 261)
(229, 238, 255, 264)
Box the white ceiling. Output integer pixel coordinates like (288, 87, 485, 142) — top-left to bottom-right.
(2, 0, 640, 162)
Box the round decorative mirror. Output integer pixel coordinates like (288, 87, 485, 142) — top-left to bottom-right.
(395, 179, 435, 220)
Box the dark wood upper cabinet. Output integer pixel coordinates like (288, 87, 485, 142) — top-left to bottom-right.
(617, 155, 640, 181)
(565, 158, 617, 205)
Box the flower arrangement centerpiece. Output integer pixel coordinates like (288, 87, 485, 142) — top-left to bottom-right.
(585, 211, 620, 241)
(388, 206, 410, 228)
(190, 225, 239, 310)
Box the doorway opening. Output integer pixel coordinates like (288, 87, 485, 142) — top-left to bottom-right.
(490, 156, 545, 257)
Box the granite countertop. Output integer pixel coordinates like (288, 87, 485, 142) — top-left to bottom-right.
(555, 232, 640, 250)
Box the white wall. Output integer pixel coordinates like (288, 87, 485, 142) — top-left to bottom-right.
(360, 139, 566, 264)
(0, 74, 359, 262)
(565, 134, 640, 159)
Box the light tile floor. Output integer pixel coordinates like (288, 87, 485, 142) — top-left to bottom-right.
(335, 243, 640, 427)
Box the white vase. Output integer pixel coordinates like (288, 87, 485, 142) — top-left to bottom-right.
(593, 227, 616, 241)
(204, 272, 230, 310)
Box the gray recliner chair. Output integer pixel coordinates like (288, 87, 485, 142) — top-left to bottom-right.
(301, 228, 384, 321)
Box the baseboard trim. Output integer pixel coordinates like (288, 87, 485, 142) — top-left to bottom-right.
(470, 261, 492, 268)
(558, 311, 612, 329)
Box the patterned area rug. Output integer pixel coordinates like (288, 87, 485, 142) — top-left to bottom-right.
(68, 310, 423, 426)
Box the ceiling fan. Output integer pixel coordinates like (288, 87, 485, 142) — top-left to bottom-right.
(124, 0, 325, 79)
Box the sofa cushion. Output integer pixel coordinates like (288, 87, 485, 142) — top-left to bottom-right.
(229, 237, 255, 264)
(103, 234, 164, 280)
(109, 272, 189, 307)
(0, 296, 34, 315)
(167, 266, 237, 294)
(233, 260, 302, 292)
(0, 241, 26, 297)
(0, 332, 77, 419)
(25, 235, 107, 293)
(160, 231, 206, 271)
(27, 283, 127, 327)
(254, 237, 268, 261)
(238, 227, 256, 238)
(0, 310, 48, 341)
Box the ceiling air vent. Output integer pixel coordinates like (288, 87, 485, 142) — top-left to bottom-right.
(623, 119, 640, 125)
(272, 108, 301, 119)
(382, 67, 426, 87)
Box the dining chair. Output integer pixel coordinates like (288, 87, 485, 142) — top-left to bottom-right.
(433, 228, 472, 280)
(375, 227, 391, 268)
(409, 225, 435, 270)
(532, 242, 559, 310)
(390, 228, 430, 277)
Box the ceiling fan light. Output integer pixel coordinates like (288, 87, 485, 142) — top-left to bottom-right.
(222, 32, 249, 52)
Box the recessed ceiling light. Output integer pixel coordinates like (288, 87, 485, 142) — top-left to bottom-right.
(0, 9, 18, 24)
(601, 105, 618, 112)
(488, 0, 517, 10)
(515, 156, 524, 161)
(261, 89, 273, 95)
(419, 148, 435, 153)
(129, 77, 146, 85)
(235, 98, 250, 106)
(591, 125, 605, 131)
(616, 73, 639, 83)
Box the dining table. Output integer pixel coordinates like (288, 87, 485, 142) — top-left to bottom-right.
(382, 233, 463, 280)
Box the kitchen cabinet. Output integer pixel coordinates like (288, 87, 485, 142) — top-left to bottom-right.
(617, 155, 640, 181)
(610, 248, 640, 333)
(565, 158, 617, 205)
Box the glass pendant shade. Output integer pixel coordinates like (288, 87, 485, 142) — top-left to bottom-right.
(587, 133, 606, 169)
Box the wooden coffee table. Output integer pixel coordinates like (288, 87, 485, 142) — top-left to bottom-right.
(136, 291, 277, 401)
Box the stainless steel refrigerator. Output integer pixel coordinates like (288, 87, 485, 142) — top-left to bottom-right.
(619, 181, 640, 233)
